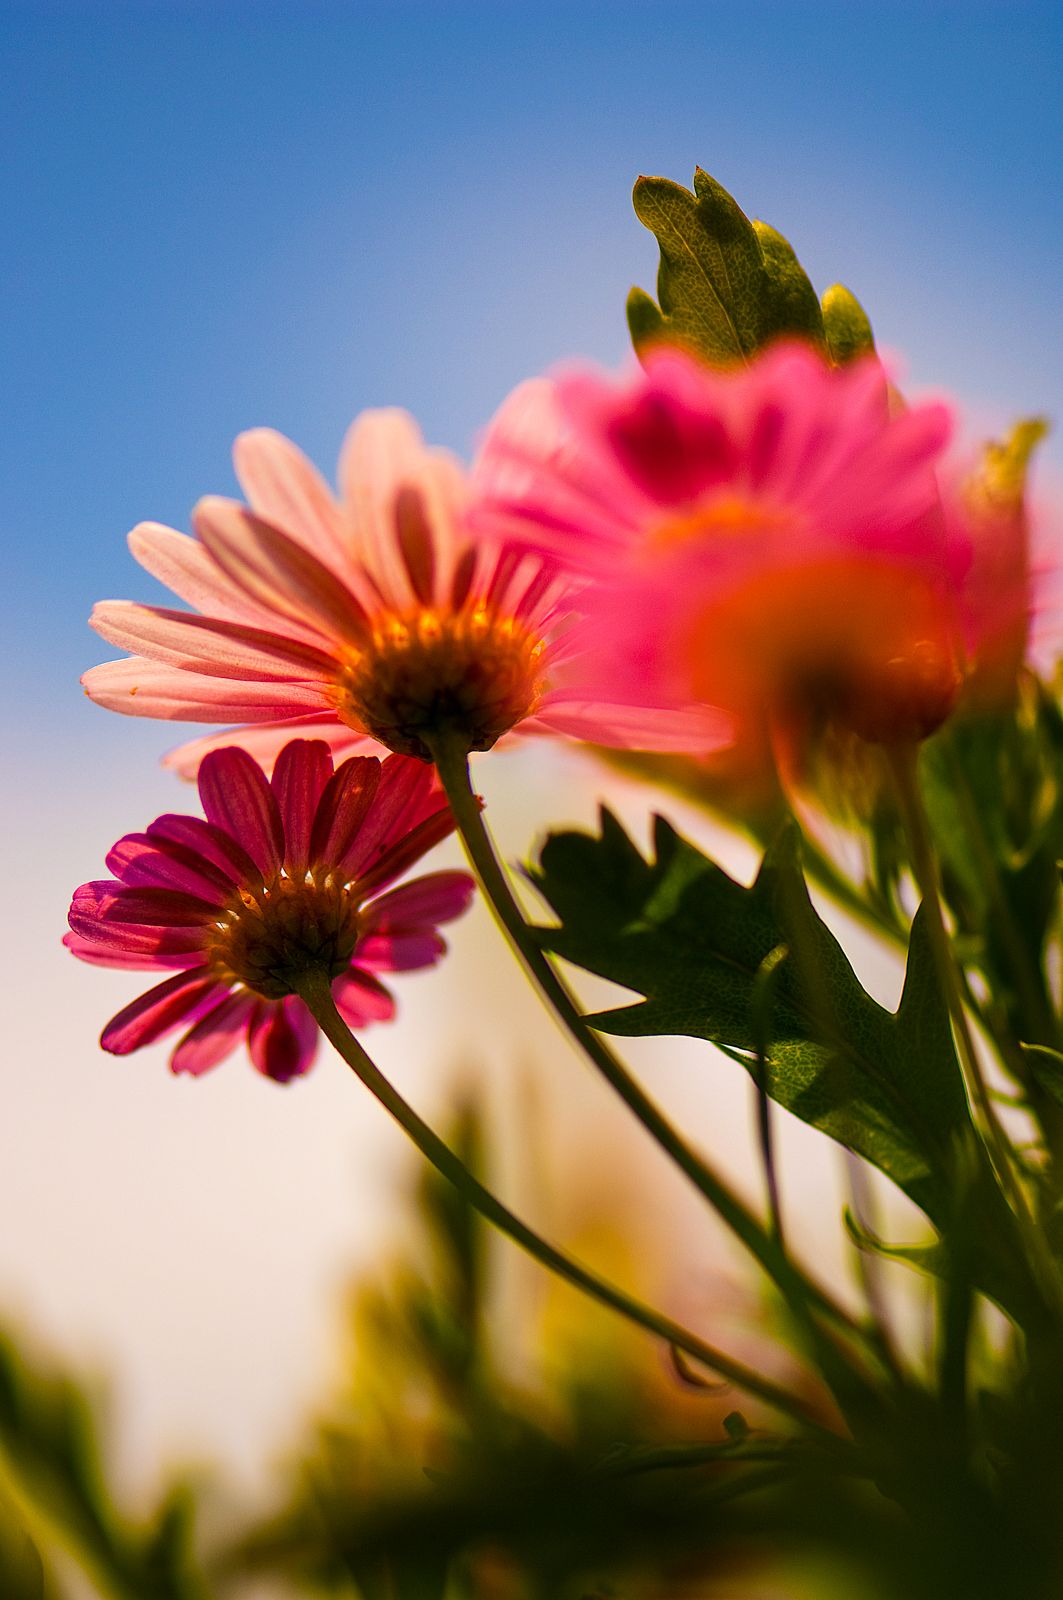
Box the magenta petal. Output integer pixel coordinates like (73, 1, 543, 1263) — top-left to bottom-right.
(170, 991, 256, 1077)
(333, 969, 397, 1028)
(75, 881, 218, 927)
(339, 755, 441, 881)
(64, 931, 207, 972)
(247, 997, 318, 1082)
(147, 814, 264, 892)
(353, 806, 456, 899)
(100, 972, 223, 1055)
(106, 833, 231, 904)
(308, 756, 382, 875)
(197, 747, 284, 878)
(271, 739, 336, 877)
(355, 931, 447, 972)
(362, 870, 476, 931)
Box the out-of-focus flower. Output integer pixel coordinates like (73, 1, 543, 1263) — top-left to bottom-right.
(65, 740, 474, 1081)
(83, 413, 728, 774)
(472, 343, 971, 780)
(947, 418, 1049, 705)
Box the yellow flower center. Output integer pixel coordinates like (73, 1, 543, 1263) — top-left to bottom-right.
(334, 606, 544, 761)
(207, 878, 361, 1000)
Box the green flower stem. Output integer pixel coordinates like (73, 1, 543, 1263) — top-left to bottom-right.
(887, 745, 1063, 1312)
(428, 739, 891, 1392)
(295, 968, 828, 1433)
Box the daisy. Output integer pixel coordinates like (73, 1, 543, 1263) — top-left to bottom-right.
(83, 412, 728, 774)
(66, 740, 475, 1081)
(470, 343, 975, 774)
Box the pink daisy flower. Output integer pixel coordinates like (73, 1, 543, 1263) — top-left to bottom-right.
(471, 343, 976, 774)
(65, 740, 475, 1082)
(83, 412, 728, 775)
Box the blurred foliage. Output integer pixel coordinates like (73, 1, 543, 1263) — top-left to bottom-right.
(10, 1091, 1063, 1597)
(0, 1330, 210, 1600)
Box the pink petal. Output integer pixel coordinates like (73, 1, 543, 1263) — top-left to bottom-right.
(233, 428, 351, 570)
(193, 497, 371, 648)
(127, 521, 318, 637)
(63, 931, 206, 972)
(354, 931, 447, 972)
(530, 694, 735, 753)
(106, 832, 233, 904)
(308, 756, 382, 876)
(271, 739, 335, 878)
(362, 870, 476, 931)
(90, 602, 339, 681)
(100, 971, 224, 1055)
(163, 717, 371, 780)
(247, 996, 318, 1082)
(338, 410, 433, 604)
(82, 658, 333, 722)
(170, 990, 257, 1077)
(197, 747, 285, 878)
(332, 968, 397, 1028)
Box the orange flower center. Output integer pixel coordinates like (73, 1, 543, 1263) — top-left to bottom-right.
(335, 607, 544, 761)
(207, 878, 361, 1000)
(676, 557, 963, 747)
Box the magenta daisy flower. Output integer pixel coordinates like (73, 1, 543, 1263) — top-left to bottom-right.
(65, 740, 475, 1082)
(83, 412, 728, 774)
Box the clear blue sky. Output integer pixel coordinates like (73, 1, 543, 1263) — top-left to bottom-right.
(4, 0, 1061, 737)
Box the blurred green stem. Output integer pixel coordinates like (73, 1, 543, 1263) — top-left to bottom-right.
(295, 968, 828, 1432)
(429, 738, 897, 1402)
(887, 744, 1063, 1313)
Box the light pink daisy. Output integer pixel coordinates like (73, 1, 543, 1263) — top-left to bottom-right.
(471, 343, 974, 775)
(66, 740, 475, 1082)
(83, 412, 728, 775)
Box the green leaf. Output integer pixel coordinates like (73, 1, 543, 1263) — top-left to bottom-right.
(530, 812, 971, 1227)
(629, 169, 826, 366)
(821, 284, 875, 363)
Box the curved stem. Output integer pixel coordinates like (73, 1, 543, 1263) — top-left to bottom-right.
(428, 739, 891, 1392)
(295, 968, 829, 1433)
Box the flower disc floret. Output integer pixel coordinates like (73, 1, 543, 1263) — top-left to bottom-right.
(208, 878, 363, 1000)
(65, 740, 476, 1082)
(336, 606, 543, 760)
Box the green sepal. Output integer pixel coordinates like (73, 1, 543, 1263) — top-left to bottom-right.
(821, 284, 875, 362)
(753, 222, 826, 349)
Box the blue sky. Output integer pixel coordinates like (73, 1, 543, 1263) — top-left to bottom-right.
(3, 0, 1061, 735)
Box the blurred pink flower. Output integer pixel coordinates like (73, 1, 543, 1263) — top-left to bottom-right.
(84, 413, 728, 774)
(65, 740, 474, 1082)
(472, 343, 975, 776)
